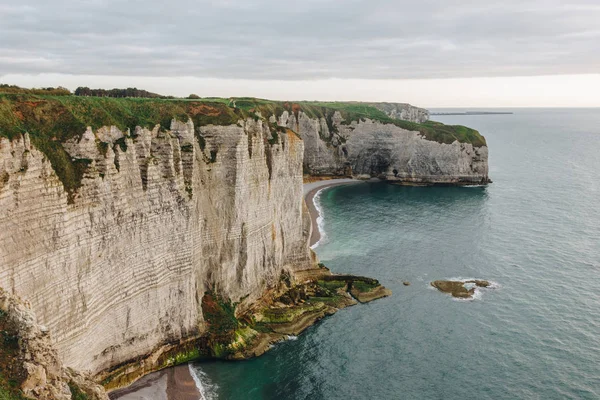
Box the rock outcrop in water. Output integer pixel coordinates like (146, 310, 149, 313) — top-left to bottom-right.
(431, 280, 490, 299)
(0, 95, 486, 397)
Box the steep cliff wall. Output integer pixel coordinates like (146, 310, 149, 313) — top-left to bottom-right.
(0, 116, 311, 377)
(278, 111, 489, 185)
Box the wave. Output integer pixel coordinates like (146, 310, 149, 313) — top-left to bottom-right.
(310, 188, 327, 249)
(447, 277, 501, 289)
(189, 364, 219, 400)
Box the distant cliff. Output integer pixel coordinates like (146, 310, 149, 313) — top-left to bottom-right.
(0, 94, 487, 397)
(275, 107, 488, 185)
(228, 98, 487, 184)
(366, 102, 429, 123)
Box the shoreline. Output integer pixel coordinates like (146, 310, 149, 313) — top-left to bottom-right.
(111, 178, 362, 400)
(110, 364, 201, 400)
(304, 178, 363, 247)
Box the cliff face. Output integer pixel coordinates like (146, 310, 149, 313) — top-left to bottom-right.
(278, 111, 489, 184)
(0, 118, 311, 377)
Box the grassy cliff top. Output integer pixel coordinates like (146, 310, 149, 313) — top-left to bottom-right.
(184, 97, 485, 147)
(0, 94, 486, 146)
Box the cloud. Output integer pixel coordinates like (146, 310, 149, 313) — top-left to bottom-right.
(0, 0, 599, 79)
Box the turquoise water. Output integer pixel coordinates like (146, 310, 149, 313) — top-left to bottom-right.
(192, 109, 600, 399)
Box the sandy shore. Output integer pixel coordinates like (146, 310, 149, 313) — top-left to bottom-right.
(304, 178, 362, 247)
(110, 364, 201, 400)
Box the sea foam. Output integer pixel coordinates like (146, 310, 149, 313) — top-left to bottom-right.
(310, 188, 327, 249)
(189, 364, 219, 400)
(446, 277, 500, 301)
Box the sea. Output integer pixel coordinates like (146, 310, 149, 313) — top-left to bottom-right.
(189, 108, 600, 399)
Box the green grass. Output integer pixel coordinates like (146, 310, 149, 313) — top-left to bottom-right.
(352, 280, 378, 293)
(317, 279, 347, 291)
(0, 386, 24, 400)
(0, 308, 26, 400)
(159, 347, 202, 368)
(260, 302, 325, 324)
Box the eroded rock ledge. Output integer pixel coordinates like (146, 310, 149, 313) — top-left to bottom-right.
(100, 265, 391, 391)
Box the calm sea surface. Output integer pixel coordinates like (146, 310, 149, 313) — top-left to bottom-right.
(192, 108, 600, 399)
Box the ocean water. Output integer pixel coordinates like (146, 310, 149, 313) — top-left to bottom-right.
(191, 109, 600, 399)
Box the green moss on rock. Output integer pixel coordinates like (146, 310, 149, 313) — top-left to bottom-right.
(0, 309, 26, 400)
(68, 383, 90, 400)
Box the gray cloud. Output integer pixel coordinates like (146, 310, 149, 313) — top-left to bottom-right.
(0, 0, 599, 79)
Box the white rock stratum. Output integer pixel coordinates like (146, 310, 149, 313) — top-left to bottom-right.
(0, 118, 312, 378)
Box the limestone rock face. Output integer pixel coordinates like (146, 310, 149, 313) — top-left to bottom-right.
(0, 288, 108, 399)
(278, 112, 489, 184)
(0, 118, 312, 377)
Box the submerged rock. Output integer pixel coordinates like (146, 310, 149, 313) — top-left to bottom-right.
(431, 280, 490, 299)
(403, 281, 411, 286)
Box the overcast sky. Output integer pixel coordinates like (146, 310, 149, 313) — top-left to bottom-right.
(1, 0, 599, 106)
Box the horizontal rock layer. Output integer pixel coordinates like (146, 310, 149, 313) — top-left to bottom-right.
(0, 118, 312, 377)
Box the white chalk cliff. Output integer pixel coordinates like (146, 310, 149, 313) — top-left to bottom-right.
(0, 119, 311, 379)
(278, 111, 489, 184)
(0, 98, 489, 397)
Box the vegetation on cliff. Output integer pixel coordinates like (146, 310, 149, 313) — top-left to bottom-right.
(0, 87, 486, 202)
(220, 98, 486, 147)
(73, 87, 168, 99)
(0, 93, 248, 202)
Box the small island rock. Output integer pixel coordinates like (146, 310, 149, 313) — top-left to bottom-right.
(430, 280, 490, 299)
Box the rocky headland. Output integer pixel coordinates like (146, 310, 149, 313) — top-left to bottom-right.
(0, 93, 488, 398)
